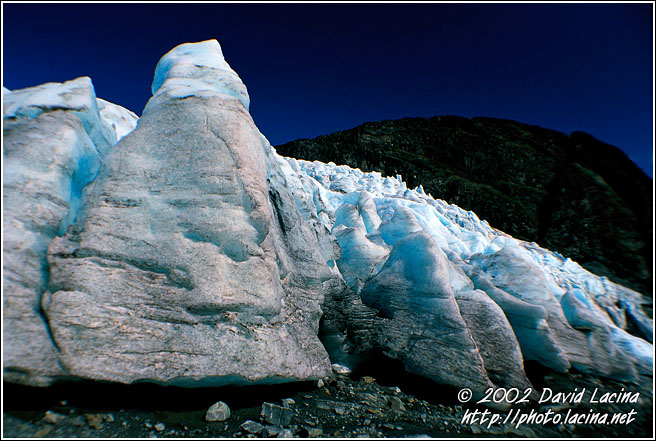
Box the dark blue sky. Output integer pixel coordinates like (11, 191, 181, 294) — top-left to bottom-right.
(3, 3, 653, 176)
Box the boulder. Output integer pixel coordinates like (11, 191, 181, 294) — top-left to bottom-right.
(206, 401, 231, 422)
(260, 402, 293, 427)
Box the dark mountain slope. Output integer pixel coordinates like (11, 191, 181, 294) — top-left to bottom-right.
(276, 115, 652, 295)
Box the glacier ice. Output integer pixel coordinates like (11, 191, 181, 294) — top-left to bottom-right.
(3, 78, 134, 385)
(3, 39, 652, 396)
(96, 98, 139, 142)
(334, 227, 388, 290)
(3, 77, 117, 156)
(150, 39, 249, 110)
(39, 40, 338, 386)
(275, 151, 653, 386)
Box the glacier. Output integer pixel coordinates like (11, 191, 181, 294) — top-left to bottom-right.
(2, 40, 652, 400)
(276, 155, 653, 386)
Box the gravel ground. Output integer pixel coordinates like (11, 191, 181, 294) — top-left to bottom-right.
(3, 360, 652, 438)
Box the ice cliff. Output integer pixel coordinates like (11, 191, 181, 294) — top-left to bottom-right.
(3, 40, 652, 399)
(3, 78, 137, 385)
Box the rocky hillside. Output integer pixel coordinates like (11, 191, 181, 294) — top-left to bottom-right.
(276, 116, 653, 296)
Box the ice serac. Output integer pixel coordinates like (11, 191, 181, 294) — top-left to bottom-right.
(3, 78, 115, 385)
(44, 40, 334, 385)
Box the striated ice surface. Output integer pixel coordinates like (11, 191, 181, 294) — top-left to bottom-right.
(38, 40, 335, 387)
